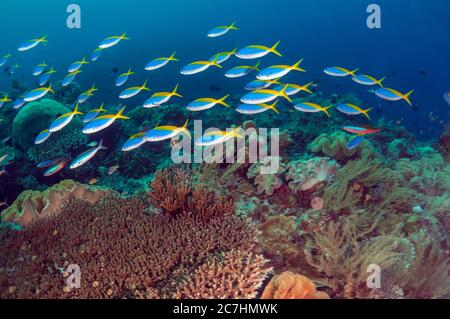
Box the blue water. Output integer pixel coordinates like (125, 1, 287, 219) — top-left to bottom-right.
(0, 0, 449, 139)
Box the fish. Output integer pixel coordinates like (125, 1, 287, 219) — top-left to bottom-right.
(68, 57, 89, 73)
(108, 165, 119, 175)
(1, 136, 11, 144)
(87, 141, 98, 147)
(37, 158, 62, 168)
(38, 66, 57, 86)
(49, 103, 83, 132)
(115, 68, 135, 87)
(0, 53, 12, 67)
(17, 35, 48, 52)
(324, 66, 359, 77)
(70, 139, 107, 169)
(83, 103, 107, 123)
(207, 21, 238, 38)
(119, 80, 150, 99)
(34, 129, 52, 144)
(23, 84, 54, 102)
(122, 132, 147, 151)
(343, 126, 381, 135)
(0, 154, 11, 166)
(347, 135, 365, 150)
(236, 41, 282, 59)
(256, 59, 306, 80)
(62, 70, 82, 87)
(32, 62, 48, 76)
(245, 79, 281, 91)
(82, 106, 130, 134)
(77, 84, 98, 103)
(44, 161, 67, 177)
(143, 84, 182, 108)
(352, 74, 385, 87)
(187, 94, 230, 112)
(209, 48, 238, 65)
(195, 126, 243, 146)
(225, 61, 260, 78)
(443, 92, 450, 105)
(90, 48, 103, 62)
(236, 100, 280, 114)
(0, 94, 12, 108)
(98, 33, 130, 49)
(145, 52, 178, 71)
(336, 103, 372, 119)
(180, 57, 222, 75)
(240, 84, 292, 104)
(272, 82, 313, 96)
(144, 119, 190, 142)
(293, 102, 332, 117)
(374, 88, 414, 106)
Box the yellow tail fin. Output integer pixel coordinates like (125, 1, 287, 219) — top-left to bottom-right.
(179, 119, 191, 139)
(115, 106, 130, 120)
(47, 83, 55, 94)
(270, 40, 282, 57)
(168, 52, 179, 61)
(377, 77, 386, 87)
(303, 82, 314, 94)
(363, 108, 372, 120)
(172, 84, 183, 97)
(404, 90, 414, 106)
(292, 59, 306, 72)
(126, 67, 135, 75)
(350, 68, 359, 76)
(98, 103, 106, 112)
(141, 80, 151, 91)
(120, 33, 130, 40)
(218, 94, 230, 107)
(229, 126, 243, 138)
(228, 21, 239, 30)
(209, 56, 223, 68)
(279, 84, 292, 103)
(253, 61, 261, 71)
(38, 35, 48, 43)
(322, 105, 333, 117)
(266, 100, 280, 114)
(73, 103, 84, 115)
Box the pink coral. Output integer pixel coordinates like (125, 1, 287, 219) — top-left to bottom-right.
(310, 196, 324, 211)
(286, 157, 340, 192)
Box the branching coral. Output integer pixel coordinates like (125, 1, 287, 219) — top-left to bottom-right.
(0, 194, 260, 298)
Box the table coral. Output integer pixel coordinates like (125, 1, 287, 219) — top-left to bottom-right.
(0, 179, 113, 226)
(261, 271, 329, 299)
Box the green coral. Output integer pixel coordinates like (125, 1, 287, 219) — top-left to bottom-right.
(12, 99, 70, 150)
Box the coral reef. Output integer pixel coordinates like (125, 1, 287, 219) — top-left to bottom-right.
(1, 180, 113, 227)
(261, 271, 329, 299)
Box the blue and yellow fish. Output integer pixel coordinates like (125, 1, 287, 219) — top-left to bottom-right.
(352, 74, 385, 87)
(82, 106, 130, 134)
(144, 120, 190, 142)
(207, 21, 238, 38)
(122, 132, 147, 151)
(34, 129, 52, 145)
(98, 33, 130, 49)
(241, 84, 291, 104)
(68, 57, 89, 73)
(180, 57, 222, 75)
(0, 53, 12, 67)
(77, 84, 98, 104)
(375, 88, 414, 106)
(324, 66, 359, 77)
(187, 94, 230, 111)
(17, 35, 47, 52)
(38, 66, 56, 86)
(49, 103, 83, 133)
(62, 70, 82, 87)
(83, 103, 107, 123)
(209, 48, 238, 65)
(0, 94, 11, 108)
(236, 41, 282, 59)
(70, 140, 107, 169)
(245, 79, 281, 91)
(13, 97, 26, 110)
(144, 84, 182, 108)
(293, 102, 332, 117)
(23, 84, 54, 102)
(32, 62, 48, 76)
(257, 59, 305, 80)
(195, 126, 243, 146)
(90, 48, 103, 62)
(119, 80, 150, 99)
(273, 82, 313, 96)
(225, 61, 260, 78)
(336, 103, 372, 119)
(115, 68, 135, 87)
(236, 100, 280, 115)
(145, 52, 178, 71)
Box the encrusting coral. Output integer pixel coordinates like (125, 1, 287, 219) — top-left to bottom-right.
(261, 271, 329, 299)
(0, 179, 113, 227)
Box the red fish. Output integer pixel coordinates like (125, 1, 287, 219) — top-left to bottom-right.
(343, 126, 380, 135)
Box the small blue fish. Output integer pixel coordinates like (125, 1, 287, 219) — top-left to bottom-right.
(122, 132, 147, 151)
(375, 88, 414, 106)
(90, 48, 103, 62)
(236, 41, 282, 59)
(144, 84, 182, 108)
(115, 68, 135, 87)
(23, 84, 54, 102)
(38, 66, 56, 86)
(144, 120, 190, 142)
(293, 102, 332, 117)
(62, 70, 82, 87)
(336, 103, 372, 119)
(37, 158, 61, 168)
(119, 80, 150, 99)
(180, 57, 222, 75)
(347, 135, 365, 150)
(241, 84, 291, 104)
(44, 161, 67, 177)
(86, 141, 98, 147)
(209, 48, 237, 65)
(70, 140, 107, 169)
(272, 82, 313, 96)
(0, 53, 12, 67)
(207, 21, 238, 38)
(187, 94, 230, 112)
(324, 66, 359, 77)
(245, 79, 281, 91)
(17, 35, 47, 52)
(77, 84, 98, 104)
(82, 106, 129, 134)
(145, 52, 178, 71)
(68, 57, 89, 73)
(13, 97, 26, 110)
(257, 59, 305, 81)
(32, 62, 48, 76)
(236, 100, 279, 115)
(83, 103, 107, 123)
(49, 103, 83, 133)
(35, 129, 52, 145)
(98, 33, 130, 49)
(195, 126, 242, 146)
(352, 74, 385, 87)
(225, 61, 260, 78)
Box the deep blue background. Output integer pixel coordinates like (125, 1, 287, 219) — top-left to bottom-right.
(0, 0, 449, 140)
